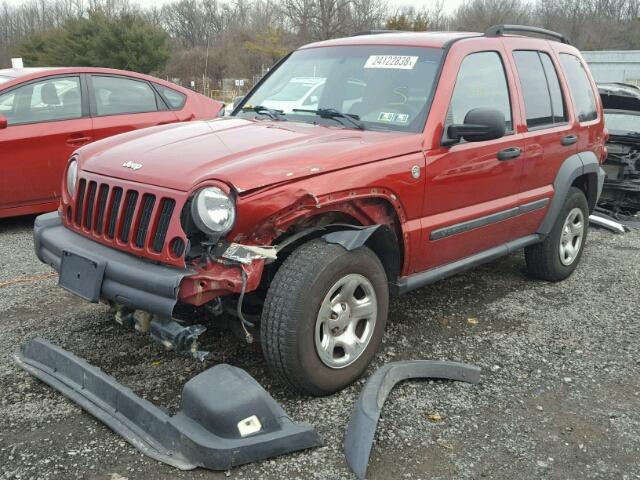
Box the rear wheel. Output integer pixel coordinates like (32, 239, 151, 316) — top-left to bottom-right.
(261, 239, 388, 396)
(525, 187, 589, 281)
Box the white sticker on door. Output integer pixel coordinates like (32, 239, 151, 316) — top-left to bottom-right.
(364, 55, 419, 70)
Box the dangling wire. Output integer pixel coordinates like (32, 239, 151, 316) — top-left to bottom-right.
(237, 268, 254, 344)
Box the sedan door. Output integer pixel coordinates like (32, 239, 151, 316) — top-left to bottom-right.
(0, 75, 92, 213)
(88, 75, 179, 142)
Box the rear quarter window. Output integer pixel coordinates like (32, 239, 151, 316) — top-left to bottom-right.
(559, 53, 598, 122)
(155, 84, 187, 109)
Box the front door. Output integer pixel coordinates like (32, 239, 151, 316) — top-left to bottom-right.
(416, 43, 525, 272)
(0, 75, 91, 211)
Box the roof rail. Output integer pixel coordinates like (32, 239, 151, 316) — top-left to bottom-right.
(485, 24, 571, 45)
(351, 30, 406, 36)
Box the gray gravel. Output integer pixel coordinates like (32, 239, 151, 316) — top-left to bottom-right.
(1, 215, 639, 480)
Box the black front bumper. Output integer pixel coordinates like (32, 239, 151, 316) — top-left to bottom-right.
(34, 212, 192, 318)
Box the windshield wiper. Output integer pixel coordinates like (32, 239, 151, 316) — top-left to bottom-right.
(293, 108, 364, 130)
(241, 105, 286, 120)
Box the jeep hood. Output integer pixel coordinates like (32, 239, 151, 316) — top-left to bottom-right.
(78, 118, 422, 193)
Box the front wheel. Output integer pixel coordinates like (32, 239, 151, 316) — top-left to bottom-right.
(525, 187, 589, 281)
(261, 239, 388, 396)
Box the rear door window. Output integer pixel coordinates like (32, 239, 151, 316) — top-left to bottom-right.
(559, 54, 598, 122)
(92, 76, 158, 116)
(448, 51, 512, 131)
(513, 51, 566, 128)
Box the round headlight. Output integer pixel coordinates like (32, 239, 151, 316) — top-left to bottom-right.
(191, 187, 236, 235)
(66, 159, 78, 197)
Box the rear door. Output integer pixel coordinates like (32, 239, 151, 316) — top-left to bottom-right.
(417, 40, 526, 272)
(0, 75, 91, 210)
(502, 42, 577, 237)
(88, 74, 179, 143)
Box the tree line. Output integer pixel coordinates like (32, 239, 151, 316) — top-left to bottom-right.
(1, 0, 639, 93)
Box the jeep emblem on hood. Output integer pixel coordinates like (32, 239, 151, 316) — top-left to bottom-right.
(122, 160, 143, 171)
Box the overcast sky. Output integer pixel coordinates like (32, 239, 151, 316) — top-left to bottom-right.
(3, 0, 466, 12)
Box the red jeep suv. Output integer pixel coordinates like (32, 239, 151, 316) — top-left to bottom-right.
(34, 25, 606, 396)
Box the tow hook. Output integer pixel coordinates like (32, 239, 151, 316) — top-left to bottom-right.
(150, 317, 208, 361)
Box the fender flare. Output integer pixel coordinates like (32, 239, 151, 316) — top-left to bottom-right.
(537, 151, 601, 236)
(344, 360, 481, 479)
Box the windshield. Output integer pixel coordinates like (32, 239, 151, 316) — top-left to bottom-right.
(236, 45, 443, 132)
(605, 111, 640, 134)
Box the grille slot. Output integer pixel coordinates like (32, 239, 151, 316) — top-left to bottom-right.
(120, 191, 139, 243)
(107, 187, 123, 239)
(95, 184, 109, 234)
(74, 179, 86, 225)
(152, 199, 175, 252)
(135, 194, 156, 248)
(84, 181, 97, 229)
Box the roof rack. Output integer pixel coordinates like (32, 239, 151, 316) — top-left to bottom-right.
(485, 24, 571, 45)
(351, 30, 406, 36)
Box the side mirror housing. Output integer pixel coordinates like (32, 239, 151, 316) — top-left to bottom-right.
(446, 108, 505, 144)
(0, 114, 7, 130)
(232, 96, 245, 110)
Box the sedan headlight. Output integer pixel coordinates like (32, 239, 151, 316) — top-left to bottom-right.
(66, 159, 78, 197)
(191, 187, 236, 235)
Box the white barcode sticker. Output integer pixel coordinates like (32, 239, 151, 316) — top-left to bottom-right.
(364, 55, 419, 70)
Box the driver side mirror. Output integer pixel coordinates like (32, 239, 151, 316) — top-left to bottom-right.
(0, 114, 7, 130)
(445, 108, 505, 145)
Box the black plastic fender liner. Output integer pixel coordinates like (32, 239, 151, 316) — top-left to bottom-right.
(344, 360, 481, 479)
(16, 338, 322, 470)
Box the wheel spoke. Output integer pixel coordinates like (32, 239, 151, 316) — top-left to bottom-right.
(350, 298, 375, 319)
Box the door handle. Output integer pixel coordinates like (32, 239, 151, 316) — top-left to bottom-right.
(497, 147, 522, 161)
(561, 134, 578, 146)
(66, 136, 92, 147)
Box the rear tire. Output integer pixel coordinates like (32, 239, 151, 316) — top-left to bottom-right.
(525, 187, 589, 281)
(261, 239, 388, 396)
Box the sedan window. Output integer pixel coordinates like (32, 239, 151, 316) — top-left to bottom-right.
(92, 76, 158, 116)
(0, 76, 82, 125)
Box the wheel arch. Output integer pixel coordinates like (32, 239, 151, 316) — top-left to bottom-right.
(537, 151, 600, 236)
(262, 195, 406, 286)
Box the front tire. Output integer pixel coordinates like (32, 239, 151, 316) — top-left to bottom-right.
(525, 187, 589, 281)
(261, 239, 388, 396)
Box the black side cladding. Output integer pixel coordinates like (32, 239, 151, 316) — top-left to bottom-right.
(16, 338, 322, 470)
(344, 360, 481, 479)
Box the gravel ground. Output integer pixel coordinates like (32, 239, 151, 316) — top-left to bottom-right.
(0, 215, 639, 480)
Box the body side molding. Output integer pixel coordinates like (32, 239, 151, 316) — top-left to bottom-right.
(392, 234, 541, 295)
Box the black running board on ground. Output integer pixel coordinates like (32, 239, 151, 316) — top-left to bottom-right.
(344, 360, 481, 479)
(15, 338, 321, 470)
(393, 234, 542, 294)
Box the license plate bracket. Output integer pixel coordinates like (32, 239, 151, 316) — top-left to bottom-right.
(59, 251, 106, 302)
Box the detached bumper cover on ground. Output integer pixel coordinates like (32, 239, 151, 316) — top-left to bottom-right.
(344, 360, 481, 479)
(15, 338, 322, 470)
(33, 212, 190, 318)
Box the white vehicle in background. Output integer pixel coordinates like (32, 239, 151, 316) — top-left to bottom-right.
(260, 77, 325, 112)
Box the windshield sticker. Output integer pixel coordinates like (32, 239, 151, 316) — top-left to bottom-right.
(378, 112, 397, 122)
(364, 55, 419, 70)
(396, 113, 409, 124)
